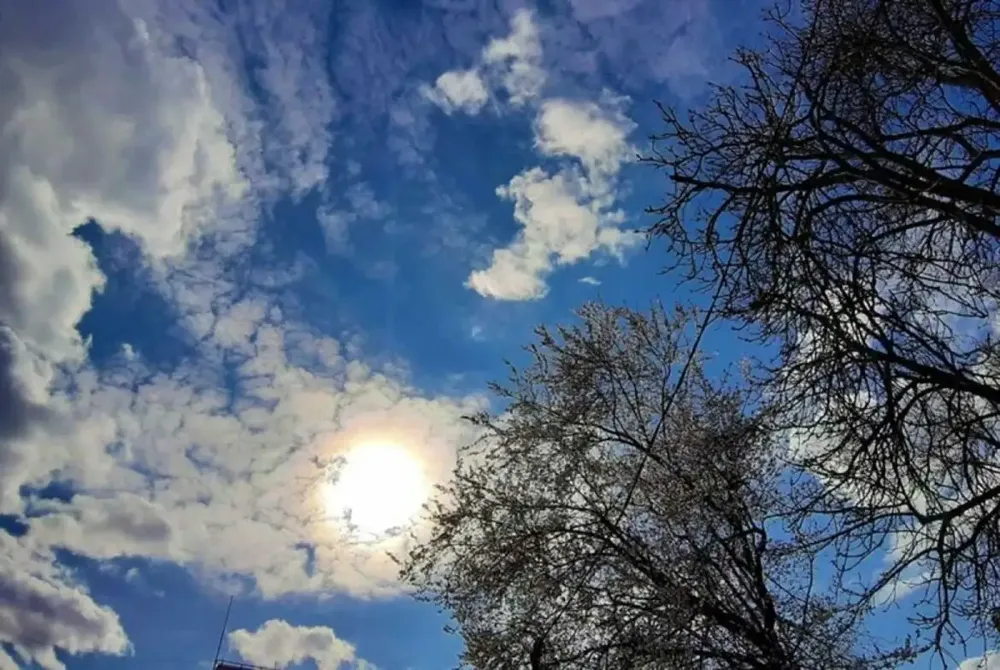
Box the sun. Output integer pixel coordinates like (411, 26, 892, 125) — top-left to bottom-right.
(324, 441, 429, 538)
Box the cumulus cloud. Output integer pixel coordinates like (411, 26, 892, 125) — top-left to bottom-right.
(422, 12, 639, 300)
(534, 96, 636, 179)
(425, 9, 546, 114)
(0, 1, 696, 668)
(467, 167, 635, 300)
(45, 294, 484, 599)
(0, 0, 245, 486)
(27, 494, 176, 561)
(425, 70, 490, 115)
(0, 530, 130, 670)
(466, 93, 639, 300)
(229, 619, 373, 670)
(0, 0, 342, 508)
(0, 0, 403, 664)
(0, 327, 49, 444)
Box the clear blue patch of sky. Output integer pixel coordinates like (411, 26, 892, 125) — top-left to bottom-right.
(65, 556, 463, 670)
(74, 222, 198, 370)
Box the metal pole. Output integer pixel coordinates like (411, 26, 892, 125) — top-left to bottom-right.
(212, 596, 235, 668)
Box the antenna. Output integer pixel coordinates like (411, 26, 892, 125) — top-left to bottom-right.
(212, 595, 234, 669)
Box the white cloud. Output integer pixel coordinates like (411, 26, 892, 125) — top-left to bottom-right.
(0, 0, 469, 663)
(554, 0, 721, 94)
(467, 167, 635, 300)
(134, 0, 338, 199)
(34, 294, 485, 599)
(0, 0, 661, 666)
(423, 12, 640, 300)
(482, 9, 546, 106)
(27, 494, 177, 561)
(960, 653, 1000, 670)
(246, 7, 337, 196)
(229, 619, 373, 670)
(580, 276, 601, 286)
(318, 209, 356, 252)
(426, 9, 546, 115)
(0, 529, 130, 670)
(534, 96, 637, 179)
(466, 94, 639, 301)
(424, 69, 490, 115)
(0, 0, 246, 510)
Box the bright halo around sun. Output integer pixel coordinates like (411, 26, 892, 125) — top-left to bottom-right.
(324, 441, 430, 539)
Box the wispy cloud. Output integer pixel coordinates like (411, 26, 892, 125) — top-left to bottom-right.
(317, 182, 393, 255)
(141, 0, 338, 199)
(553, 0, 723, 94)
(0, 0, 384, 663)
(481, 9, 547, 106)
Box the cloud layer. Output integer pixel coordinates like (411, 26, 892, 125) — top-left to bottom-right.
(0, 0, 728, 667)
(0, 0, 470, 664)
(55, 298, 483, 599)
(0, 0, 245, 505)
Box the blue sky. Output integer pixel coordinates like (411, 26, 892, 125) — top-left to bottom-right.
(0, 0, 994, 669)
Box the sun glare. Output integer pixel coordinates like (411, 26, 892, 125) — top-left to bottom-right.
(324, 441, 429, 538)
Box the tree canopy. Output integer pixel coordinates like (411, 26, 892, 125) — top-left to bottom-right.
(402, 0, 1000, 666)
(643, 0, 1000, 649)
(401, 304, 909, 669)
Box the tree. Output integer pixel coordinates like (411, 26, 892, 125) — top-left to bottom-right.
(400, 303, 907, 669)
(643, 0, 1000, 650)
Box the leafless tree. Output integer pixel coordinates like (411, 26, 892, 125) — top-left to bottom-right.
(643, 0, 1000, 652)
(399, 303, 910, 669)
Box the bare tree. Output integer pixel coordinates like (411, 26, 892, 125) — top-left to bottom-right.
(643, 0, 1000, 651)
(400, 303, 909, 670)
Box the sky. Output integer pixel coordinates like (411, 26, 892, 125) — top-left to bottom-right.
(0, 0, 997, 669)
